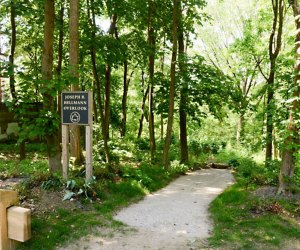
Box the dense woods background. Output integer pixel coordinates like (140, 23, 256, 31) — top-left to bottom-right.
(1, 0, 300, 196)
(1, 0, 300, 249)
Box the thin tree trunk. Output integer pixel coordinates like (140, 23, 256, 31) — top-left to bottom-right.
(265, 67, 275, 162)
(92, 91, 98, 123)
(87, 0, 110, 162)
(57, 0, 65, 140)
(265, 0, 284, 165)
(138, 72, 149, 139)
(69, 0, 84, 165)
(120, 63, 135, 137)
(236, 113, 245, 144)
(278, 0, 300, 194)
(9, 0, 25, 160)
(42, 0, 61, 172)
(160, 33, 166, 140)
(120, 61, 128, 137)
(178, 2, 188, 163)
(9, 0, 16, 101)
(163, 0, 179, 167)
(148, 0, 156, 163)
(104, 64, 111, 141)
(100, 13, 118, 163)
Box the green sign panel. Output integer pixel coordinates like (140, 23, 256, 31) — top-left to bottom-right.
(61, 91, 90, 125)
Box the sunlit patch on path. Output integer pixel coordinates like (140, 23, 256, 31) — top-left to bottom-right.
(59, 169, 234, 250)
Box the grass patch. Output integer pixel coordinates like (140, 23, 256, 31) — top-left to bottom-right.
(0, 142, 194, 250)
(0, 158, 48, 178)
(209, 183, 300, 249)
(19, 209, 107, 250)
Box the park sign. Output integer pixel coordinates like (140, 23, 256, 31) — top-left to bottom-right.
(61, 91, 93, 181)
(61, 91, 91, 125)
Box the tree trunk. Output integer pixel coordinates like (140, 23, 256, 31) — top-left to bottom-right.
(160, 34, 166, 140)
(163, 0, 179, 167)
(178, 2, 188, 163)
(120, 61, 128, 137)
(120, 64, 135, 137)
(138, 84, 149, 139)
(148, 0, 156, 163)
(69, 0, 84, 165)
(9, 0, 26, 160)
(42, 0, 61, 172)
(104, 64, 111, 141)
(57, 0, 65, 140)
(236, 113, 245, 144)
(87, 0, 110, 162)
(9, 0, 17, 101)
(265, 0, 284, 165)
(265, 67, 275, 162)
(278, 0, 300, 194)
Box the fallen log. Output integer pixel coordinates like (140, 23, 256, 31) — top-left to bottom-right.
(208, 163, 230, 169)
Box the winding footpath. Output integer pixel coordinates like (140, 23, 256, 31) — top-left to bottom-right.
(59, 168, 234, 250)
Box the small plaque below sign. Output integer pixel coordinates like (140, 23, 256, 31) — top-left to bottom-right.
(62, 91, 91, 125)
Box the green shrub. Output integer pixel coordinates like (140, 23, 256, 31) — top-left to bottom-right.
(169, 160, 190, 175)
(135, 138, 150, 150)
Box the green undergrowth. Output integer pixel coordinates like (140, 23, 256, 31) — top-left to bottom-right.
(209, 184, 300, 250)
(9, 156, 194, 249)
(0, 159, 48, 179)
(208, 150, 300, 250)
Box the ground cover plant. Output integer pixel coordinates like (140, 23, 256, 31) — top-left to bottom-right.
(208, 149, 300, 250)
(1, 0, 300, 249)
(0, 139, 201, 249)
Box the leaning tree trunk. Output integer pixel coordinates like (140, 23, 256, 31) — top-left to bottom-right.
(163, 0, 179, 168)
(100, 13, 118, 164)
(42, 0, 61, 172)
(137, 79, 149, 139)
(87, 0, 110, 162)
(69, 0, 84, 165)
(278, 0, 300, 194)
(265, 0, 284, 165)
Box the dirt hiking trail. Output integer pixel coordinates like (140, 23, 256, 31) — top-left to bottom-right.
(59, 168, 234, 250)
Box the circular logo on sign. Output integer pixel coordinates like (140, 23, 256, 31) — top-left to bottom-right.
(70, 112, 80, 123)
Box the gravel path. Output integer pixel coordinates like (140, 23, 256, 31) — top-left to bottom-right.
(59, 168, 234, 250)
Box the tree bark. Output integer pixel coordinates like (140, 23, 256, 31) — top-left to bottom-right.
(236, 113, 245, 144)
(163, 0, 179, 167)
(148, 0, 156, 163)
(69, 0, 84, 165)
(42, 0, 61, 172)
(104, 64, 111, 141)
(178, 2, 188, 163)
(138, 83, 149, 139)
(87, 0, 110, 162)
(57, 0, 65, 140)
(9, 0, 26, 160)
(278, 0, 300, 194)
(9, 0, 17, 101)
(160, 34, 166, 140)
(120, 61, 128, 137)
(265, 0, 284, 164)
(120, 63, 135, 137)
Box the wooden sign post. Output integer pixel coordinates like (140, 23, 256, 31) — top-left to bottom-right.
(61, 91, 93, 182)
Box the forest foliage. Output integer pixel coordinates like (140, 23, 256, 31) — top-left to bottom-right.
(0, 0, 300, 195)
